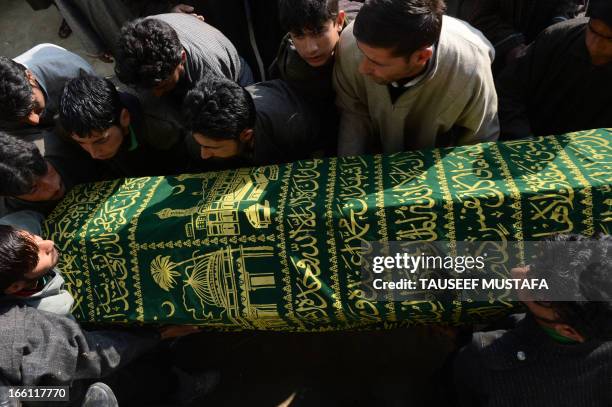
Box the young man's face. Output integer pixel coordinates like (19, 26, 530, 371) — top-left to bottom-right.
(28, 234, 59, 279)
(71, 109, 130, 160)
(193, 132, 243, 160)
(290, 12, 345, 67)
(585, 18, 612, 65)
(511, 266, 586, 343)
(356, 42, 432, 85)
(21, 71, 46, 126)
(151, 51, 187, 97)
(3, 232, 59, 295)
(15, 161, 65, 202)
(72, 127, 125, 161)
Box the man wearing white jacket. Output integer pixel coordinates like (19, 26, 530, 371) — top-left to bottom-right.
(333, 0, 499, 155)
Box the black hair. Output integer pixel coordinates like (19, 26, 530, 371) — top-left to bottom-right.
(279, 0, 340, 34)
(0, 131, 47, 196)
(115, 18, 183, 88)
(0, 224, 39, 291)
(354, 0, 446, 58)
(0, 56, 34, 122)
(529, 234, 612, 341)
(182, 75, 256, 140)
(59, 75, 122, 137)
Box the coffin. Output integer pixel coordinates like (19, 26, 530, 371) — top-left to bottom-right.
(43, 129, 612, 330)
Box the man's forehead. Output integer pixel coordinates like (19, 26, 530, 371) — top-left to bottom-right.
(19, 230, 40, 245)
(72, 130, 108, 143)
(194, 133, 229, 147)
(528, 301, 560, 321)
(291, 21, 332, 36)
(154, 65, 181, 86)
(153, 77, 173, 90)
(356, 41, 395, 63)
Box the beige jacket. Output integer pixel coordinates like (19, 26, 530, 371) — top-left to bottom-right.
(333, 16, 500, 155)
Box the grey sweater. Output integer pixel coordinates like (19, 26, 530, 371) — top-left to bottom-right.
(0, 304, 159, 404)
(248, 80, 323, 165)
(454, 314, 612, 406)
(0, 44, 94, 142)
(149, 13, 242, 90)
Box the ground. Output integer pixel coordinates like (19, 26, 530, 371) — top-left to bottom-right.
(0, 0, 113, 76)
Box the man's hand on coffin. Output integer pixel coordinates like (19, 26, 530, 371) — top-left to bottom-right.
(171, 3, 205, 21)
(159, 325, 202, 339)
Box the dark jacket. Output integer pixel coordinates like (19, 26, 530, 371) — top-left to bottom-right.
(100, 92, 187, 178)
(496, 17, 612, 139)
(190, 0, 285, 82)
(249, 80, 323, 166)
(268, 34, 339, 154)
(454, 313, 612, 407)
(465, 0, 579, 61)
(268, 1, 363, 154)
(185, 79, 323, 171)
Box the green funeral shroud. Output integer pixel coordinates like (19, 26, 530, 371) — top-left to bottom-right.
(43, 129, 612, 330)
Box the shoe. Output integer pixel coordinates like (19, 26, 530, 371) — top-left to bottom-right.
(81, 382, 118, 407)
(58, 19, 72, 39)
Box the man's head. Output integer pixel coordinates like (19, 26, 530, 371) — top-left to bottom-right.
(183, 76, 256, 161)
(60, 75, 130, 161)
(0, 225, 59, 295)
(116, 18, 187, 96)
(0, 57, 46, 125)
(353, 0, 446, 84)
(586, 0, 612, 65)
(511, 234, 612, 343)
(279, 0, 346, 67)
(0, 132, 65, 202)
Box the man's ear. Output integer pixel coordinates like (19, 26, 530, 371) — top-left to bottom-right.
(554, 324, 586, 343)
(119, 108, 131, 128)
(239, 128, 254, 143)
(181, 49, 187, 64)
(4, 281, 25, 296)
(336, 10, 346, 30)
(24, 111, 40, 126)
(415, 46, 434, 65)
(25, 70, 38, 87)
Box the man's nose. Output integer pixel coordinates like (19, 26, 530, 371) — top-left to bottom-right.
(25, 111, 40, 126)
(511, 266, 529, 279)
(87, 145, 106, 160)
(591, 36, 608, 51)
(305, 38, 319, 54)
(82, 144, 95, 158)
(40, 239, 55, 252)
(201, 147, 213, 160)
(40, 174, 58, 191)
(152, 88, 164, 97)
(358, 58, 371, 75)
